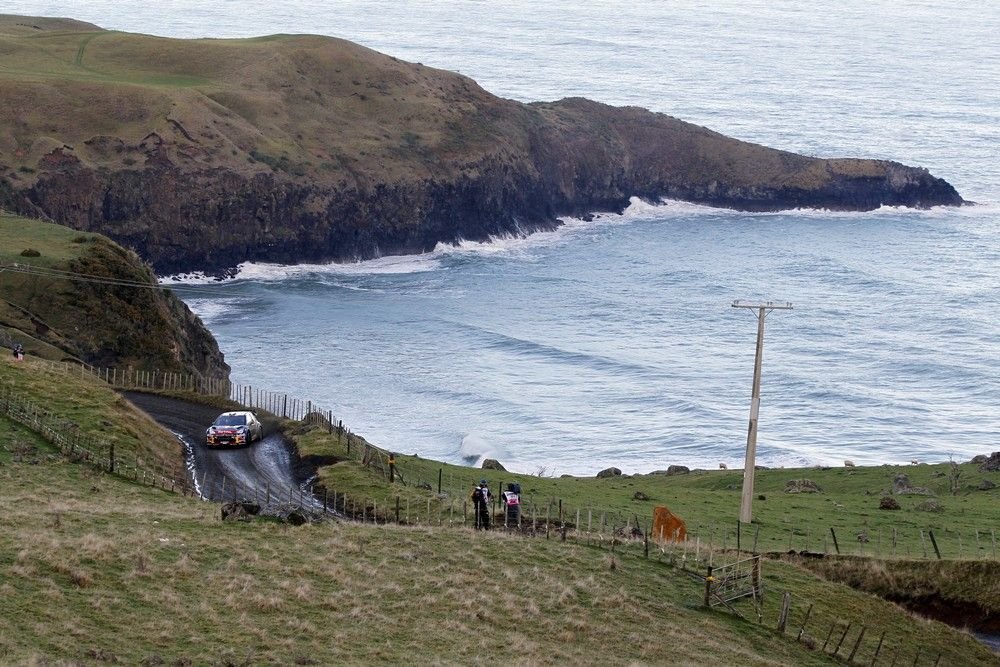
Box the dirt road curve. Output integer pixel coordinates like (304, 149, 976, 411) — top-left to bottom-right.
(124, 392, 322, 512)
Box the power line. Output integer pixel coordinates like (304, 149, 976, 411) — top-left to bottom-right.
(0, 261, 243, 297)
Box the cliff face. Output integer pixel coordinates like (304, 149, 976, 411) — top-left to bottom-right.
(0, 17, 963, 275)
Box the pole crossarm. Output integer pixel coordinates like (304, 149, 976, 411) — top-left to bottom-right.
(733, 300, 792, 524)
(732, 300, 793, 315)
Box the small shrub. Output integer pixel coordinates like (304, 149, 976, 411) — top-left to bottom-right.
(20, 248, 41, 257)
(71, 235, 89, 243)
(879, 496, 901, 510)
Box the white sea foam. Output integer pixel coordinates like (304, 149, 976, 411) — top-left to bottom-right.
(161, 196, 982, 285)
(237, 254, 444, 281)
(182, 297, 250, 322)
(159, 272, 228, 285)
(458, 432, 508, 469)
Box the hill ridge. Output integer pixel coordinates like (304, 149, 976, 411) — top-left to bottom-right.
(0, 15, 963, 274)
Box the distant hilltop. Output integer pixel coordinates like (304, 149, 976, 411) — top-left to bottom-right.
(0, 15, 963, 275)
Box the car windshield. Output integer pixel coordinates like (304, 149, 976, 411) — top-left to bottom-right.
(213, 415, 246, 427)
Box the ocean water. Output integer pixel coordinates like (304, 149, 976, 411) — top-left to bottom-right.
(10, 1, 1000, 474)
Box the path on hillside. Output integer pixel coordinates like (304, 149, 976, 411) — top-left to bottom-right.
(124, 391, 324, 513)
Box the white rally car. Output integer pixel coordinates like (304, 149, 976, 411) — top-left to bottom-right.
(205, 411, 263, 447)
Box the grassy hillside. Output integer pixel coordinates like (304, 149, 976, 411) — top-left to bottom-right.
(0, 354, 184, 481)
(0, 212, 228, 376)
(1, 356, 997, 663)
(0, 15, 961, 275)
(291, 421, 1000, 562)
(1, 414, 996, 665)
(0, 15, 512, 184)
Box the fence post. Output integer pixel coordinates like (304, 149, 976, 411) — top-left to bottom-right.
(927, 530, 942, 559)
(704, 566, 713, 607)
(847, 625, 866, 663)
(870, 630, 886, 666)
(830, 527, 841, 555)
(833, 622, 851, 657)
(107, 443, 115, 473)
(822, 623, 836, 653)
(797, 603, 813, 641)
(777, 592, 792, 633)
(396, 496, 401, 524)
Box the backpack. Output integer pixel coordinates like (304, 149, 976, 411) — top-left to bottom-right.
(472, 487, 483, 503)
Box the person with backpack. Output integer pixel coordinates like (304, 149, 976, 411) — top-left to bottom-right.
(502, 482, 521, 528)
(472, 479, 492, 529)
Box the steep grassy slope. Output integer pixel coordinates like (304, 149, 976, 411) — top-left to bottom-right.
(1, 411, 996, 665)
(0, 15, 962, 274)
(0, 354, 185, 482)
(0, 213, 228, 377)
(0, 354, 996, 664)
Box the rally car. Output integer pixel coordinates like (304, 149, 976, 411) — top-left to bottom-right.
(205, 411, 263, 447)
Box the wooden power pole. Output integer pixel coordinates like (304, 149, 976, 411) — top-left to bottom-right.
(733, 300, 792, 524)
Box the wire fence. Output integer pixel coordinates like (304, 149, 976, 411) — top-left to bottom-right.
(13, 360, 1000, 564)
(0, 384, 193, 496)
(5, 359, 993, 664)
(33, 359, 400, 483)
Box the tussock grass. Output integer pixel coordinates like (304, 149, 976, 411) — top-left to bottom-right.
(7, 439, 994, 664)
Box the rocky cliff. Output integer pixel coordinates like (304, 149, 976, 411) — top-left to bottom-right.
(0, 16, 963, 275)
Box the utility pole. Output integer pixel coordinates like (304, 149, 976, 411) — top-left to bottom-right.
(732, 300, 792, 524)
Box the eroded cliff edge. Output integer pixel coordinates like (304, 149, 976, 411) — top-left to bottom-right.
(0, 17, 963, 274)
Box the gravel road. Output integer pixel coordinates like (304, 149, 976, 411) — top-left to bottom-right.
(124, 391, 324, 513)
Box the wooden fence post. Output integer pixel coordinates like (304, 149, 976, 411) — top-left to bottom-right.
(833, 623, 851, 656)
(704, 566, 713, 607)
(847, 625, 866, 663)
(777, 592, 792, 633)
(830, 527, 840, 555)
(928, 530, 942, 560)
(821, 623, 836, 653)
(797, 603, 813, 641)
(870, 630, 886, 667)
